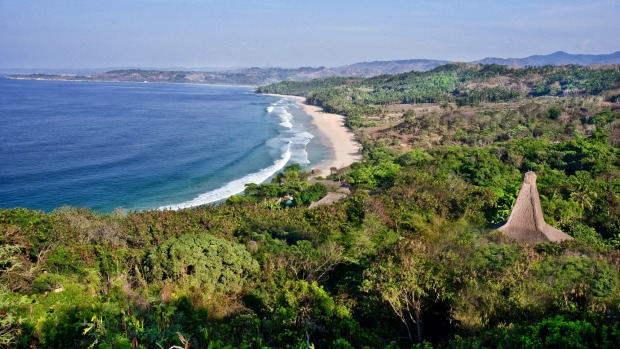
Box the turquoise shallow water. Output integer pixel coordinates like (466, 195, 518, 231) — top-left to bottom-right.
(0, 78, 328, 212)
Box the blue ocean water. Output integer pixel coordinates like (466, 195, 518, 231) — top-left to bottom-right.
(0, 78, 327, 212)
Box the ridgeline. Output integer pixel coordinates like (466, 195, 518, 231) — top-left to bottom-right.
(8, 50, 620, 86)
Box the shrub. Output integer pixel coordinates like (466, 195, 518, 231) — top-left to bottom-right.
(147, 233, 259, 293)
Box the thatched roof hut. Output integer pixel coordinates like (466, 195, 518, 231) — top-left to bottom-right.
(498, 171, 573, 243)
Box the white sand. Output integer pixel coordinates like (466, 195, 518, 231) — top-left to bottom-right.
(266, 94, 362, 175)
(301, 104, 362, 174)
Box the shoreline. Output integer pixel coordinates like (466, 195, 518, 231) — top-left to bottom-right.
(265, 94, 362, 176)
(4, 76, 258, 88)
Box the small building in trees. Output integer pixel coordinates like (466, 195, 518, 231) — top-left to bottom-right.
(498, 171, 573, 243)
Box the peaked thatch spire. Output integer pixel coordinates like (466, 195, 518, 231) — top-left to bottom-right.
(499, 171, 573, 243)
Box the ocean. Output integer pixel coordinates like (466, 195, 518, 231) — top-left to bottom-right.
(0, 78, 329, 212)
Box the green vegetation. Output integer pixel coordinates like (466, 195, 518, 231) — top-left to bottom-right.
(258, 63, 620, 128)
(147, 233, 259, 293)
(2, 64, 620, 348)
(232, 164, 328, 207)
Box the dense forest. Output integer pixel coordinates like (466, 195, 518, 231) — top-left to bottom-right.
(2, 64, 620, 348)
(257, 64, 620, 121)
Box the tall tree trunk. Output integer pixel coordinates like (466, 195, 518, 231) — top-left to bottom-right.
(415, 302, 422, 341)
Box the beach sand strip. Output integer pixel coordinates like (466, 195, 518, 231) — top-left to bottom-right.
(266, 94, 362, 175)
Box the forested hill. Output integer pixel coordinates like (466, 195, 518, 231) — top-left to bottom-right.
(257, 63, 620, 109)
(3, 62, 620, 348)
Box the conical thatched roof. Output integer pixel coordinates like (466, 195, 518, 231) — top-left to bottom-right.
(498, 171, 573, 243)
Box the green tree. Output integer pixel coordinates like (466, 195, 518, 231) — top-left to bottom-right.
(362, 240, 438, 342)
(147, 233, 259, 293)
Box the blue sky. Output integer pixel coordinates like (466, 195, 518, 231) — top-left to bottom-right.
(1, 0, 618, 69)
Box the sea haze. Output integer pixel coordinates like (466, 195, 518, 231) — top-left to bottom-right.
(0, 78, 326, 212)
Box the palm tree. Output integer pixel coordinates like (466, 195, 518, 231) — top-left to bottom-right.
(330, 166, 338, 177)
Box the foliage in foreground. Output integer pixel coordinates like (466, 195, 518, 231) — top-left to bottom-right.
(2, 131, 619, 348)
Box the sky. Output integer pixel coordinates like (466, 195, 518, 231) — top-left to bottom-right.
(1, 0, 619, 69)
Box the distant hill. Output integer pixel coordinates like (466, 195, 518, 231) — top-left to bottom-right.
(6, 60, 449, 86)
(325, 59, 449, 77)
(473, 51, 620, 67)
(7, 51, 620, 85)
(7, 67, 329, 86)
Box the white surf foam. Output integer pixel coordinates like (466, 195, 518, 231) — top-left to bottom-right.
(289, 131, 314, 165)
(159, 142, 292, 210)
(278, 109, 293, 129)
(268, 100, 293, 129)
(293, 131, 314, 142)
(160, 96, 316, 210)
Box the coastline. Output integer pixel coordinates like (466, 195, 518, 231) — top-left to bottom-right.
(265, 94, 362, 175)
(4, 76, 258, 88)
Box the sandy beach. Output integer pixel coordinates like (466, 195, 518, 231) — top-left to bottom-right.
(266, 94, 362, 175)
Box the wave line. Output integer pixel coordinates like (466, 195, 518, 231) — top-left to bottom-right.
(159, 142, 291, 210)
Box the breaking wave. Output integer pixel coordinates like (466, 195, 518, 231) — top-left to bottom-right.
(160, 97, 313, 210)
